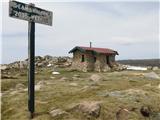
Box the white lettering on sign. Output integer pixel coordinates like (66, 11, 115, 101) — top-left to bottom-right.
(9, 1, 53, 26)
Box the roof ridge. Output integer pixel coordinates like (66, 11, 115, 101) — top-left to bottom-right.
(77, 46, 115, 51)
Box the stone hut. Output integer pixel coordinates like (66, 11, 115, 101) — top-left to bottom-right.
(69, 46, 119, 72)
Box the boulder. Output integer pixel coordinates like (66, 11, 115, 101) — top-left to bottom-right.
(19, 61, 27, 69)
(152, 66, 159, 71)
(47, 63, 52, 67)
(57, 57, 67, 63)
(2, 56, 72, 70)
(140, 106, 151, 118)
(144, 72, 160, 79)
(35, 56, 43, 61)
(37, 63, 44, 67)
(147, 66, 152, 70)
(50, 109, 67, 117)
(78, 101, 101, 117)
(112, 63, 127, 71)
(116, 108, 130, 120)
(0, 65, 8, 70)
(90, 74, 103, 82)
(44, 55, 53, 61)
(69, 101, 101, 118)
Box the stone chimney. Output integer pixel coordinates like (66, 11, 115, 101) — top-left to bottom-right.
(90, 42, 92, 48)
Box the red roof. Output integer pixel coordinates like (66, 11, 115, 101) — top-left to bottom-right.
(69, 46, 118, 55)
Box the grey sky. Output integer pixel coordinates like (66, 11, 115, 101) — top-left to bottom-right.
(1, 1, 159, 64)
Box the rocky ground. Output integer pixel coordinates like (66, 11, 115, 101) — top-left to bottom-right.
(1, 56, 160, 120)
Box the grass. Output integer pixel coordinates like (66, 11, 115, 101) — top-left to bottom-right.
(1, 68, 160, 120)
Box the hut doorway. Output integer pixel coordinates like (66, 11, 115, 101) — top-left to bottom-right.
(106, 56, 110, 65)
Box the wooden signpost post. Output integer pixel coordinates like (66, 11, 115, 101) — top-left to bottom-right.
(9, 1, 53, 118)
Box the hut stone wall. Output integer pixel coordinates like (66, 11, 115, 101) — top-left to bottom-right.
(71, 50, 116, 72)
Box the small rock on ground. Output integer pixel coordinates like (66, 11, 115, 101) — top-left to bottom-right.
(37, 81, 47, 85)
(52, 72, 60, 75)
(50, 109, 68, 117)
(90, 74, 103, 82)
(35, 84, 43, 91)
(116, 108, 130, 120)
(69, 83, 78, 87)
(68, 101, 101, 118)
(73, 74, 80, 77)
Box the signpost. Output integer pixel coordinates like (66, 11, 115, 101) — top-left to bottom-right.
(9, 1, 53, 118)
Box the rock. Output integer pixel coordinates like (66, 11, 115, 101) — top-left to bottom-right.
(2, 56, 72, 70)
(147, 66, 152, 70)
(144, 72, 160, 79)
(152, 66, 159, 71)
(140, 106, 151, 118)
(69, 101, 101, 118)
(58, 57, 67, 63)
(69, 83, 78, 87)
(10, 90, 18, 95)
(90, 74, 103, 82)
(79, 101, 101, 118)
(37, 81, 46, 85)
(0, 65, 8, 70)
(44, 55, 53, 61)
(35, 71, 38, 74)
(23, 88, 28, 92)
(16, 83, 25, 90)
(50, 109, 67, 117)
(19, 61, 27, 69)
(47, 63, 52, 67)
(73, 74, 80, 77)
(50, 76, 55, 79)
(112, 63, 127, 71)
(35, 85, 43, 91)
(116, 108, 130, 120)
(35, 56, 43, 61)
(37, 63, 44, 67)
(52, 72, 60, 75)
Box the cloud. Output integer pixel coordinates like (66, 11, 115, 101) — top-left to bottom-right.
(1, 2, 159, 63)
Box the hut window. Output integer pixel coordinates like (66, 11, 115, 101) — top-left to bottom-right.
(94, 57, 96, 62)
(81, 55, 85, 62)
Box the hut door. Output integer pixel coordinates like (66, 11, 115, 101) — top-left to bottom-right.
(106, 56, 110, 65)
